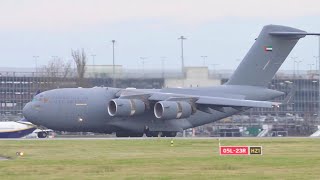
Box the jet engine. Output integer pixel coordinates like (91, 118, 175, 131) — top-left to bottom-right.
(108, 99, 146, 116)
(154, 101, 192, 120)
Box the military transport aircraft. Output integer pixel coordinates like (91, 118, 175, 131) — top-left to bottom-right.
(22, 25, 320, 137)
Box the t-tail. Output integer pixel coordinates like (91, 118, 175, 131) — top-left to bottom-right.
(226, 25, 320, 87)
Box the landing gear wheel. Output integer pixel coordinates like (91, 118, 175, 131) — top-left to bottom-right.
(145, 131, 159, 137)
(116, 132, 128, 137)
(116, 132, 144, 137)
(129, 133, 143, 137)
(162, 132, 177, 137)
(146, 132, 153, 137)
(37, 132, 48, 138)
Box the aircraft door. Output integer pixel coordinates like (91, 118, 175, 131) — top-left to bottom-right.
(74, 94, 89, 125)
(75, 103, 88, 123)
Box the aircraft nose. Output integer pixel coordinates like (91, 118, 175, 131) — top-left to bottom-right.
(23, 102, 36, 123)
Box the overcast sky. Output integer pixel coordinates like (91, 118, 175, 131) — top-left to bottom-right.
(1, 0, 320, 71)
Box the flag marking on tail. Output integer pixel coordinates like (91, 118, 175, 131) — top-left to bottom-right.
(264, 46, 272, 51)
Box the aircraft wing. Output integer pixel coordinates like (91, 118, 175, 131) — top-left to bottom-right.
(109, 88, 279, 120)
(108, 89, 280, 119)
(116, 89, 279, 110)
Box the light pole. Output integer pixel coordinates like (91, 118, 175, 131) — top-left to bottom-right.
(201, 56, 208, 66)
(313, 56, 319, 71)
(160, 57, 166, 78)
(111, 40, 116, 87)
(178, 36, 187, 75)
(140, 57, 147, 77)
(91, 54, 96, 77)
(210, 64, 219, 75)
(308, 63, 314, 72)
(33, 56, 39, 73)
(52, 56, 58, 60)
(318, 36, 320, 120)
(51, 56, 58, 77)
(291, 57, 298, 77)
(294, 60, 302, 76)
(91, 54, 96, 66)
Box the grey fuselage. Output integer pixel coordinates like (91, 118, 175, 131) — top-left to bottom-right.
(23, 85, 283, 134)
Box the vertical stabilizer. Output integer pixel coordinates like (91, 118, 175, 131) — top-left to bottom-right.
(226, 25, 310, 87)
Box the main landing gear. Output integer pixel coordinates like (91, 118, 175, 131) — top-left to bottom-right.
(115, 131, 177, 137)
(115, 131, 144, 137)
(145, 131, 177, 137)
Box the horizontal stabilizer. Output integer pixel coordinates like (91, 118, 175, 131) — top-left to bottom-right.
(269, 32, 320, 38)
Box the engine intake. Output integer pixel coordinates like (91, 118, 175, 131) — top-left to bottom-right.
(108, 99, 146, 116)
(154, 101, 192, 120)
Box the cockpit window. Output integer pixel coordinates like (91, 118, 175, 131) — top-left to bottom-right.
(32, 94, 49, 103)
(32, 97, 39, 102)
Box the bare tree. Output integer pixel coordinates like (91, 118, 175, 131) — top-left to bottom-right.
(41, 58, 72, 78)
(61, 61, 72, 78)
(39, 58, 73, 89)
(71, 49, 87, 87)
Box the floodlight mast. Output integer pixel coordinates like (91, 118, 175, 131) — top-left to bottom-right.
(91, 54, 96, 66)
(112, 40, 116, 87)
(161, 56, 166, 78)
(201, 56, 208, 66)
(91, 54, 96, 77)
(33, 56, 39, 73)
(178, 36, 187, 76)
(140, 57, 147, 77)
(291, 57, 298, 77)
(318, 37, 320, 120)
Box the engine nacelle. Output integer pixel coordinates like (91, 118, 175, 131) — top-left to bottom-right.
(154, 101, 192, 120)
(108, 99, 146, 116)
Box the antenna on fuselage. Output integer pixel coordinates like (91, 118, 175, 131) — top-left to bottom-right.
(35, 90, 41, 96)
